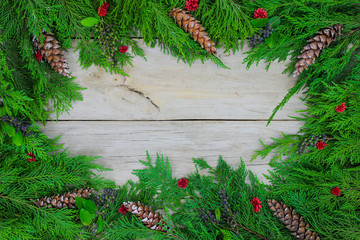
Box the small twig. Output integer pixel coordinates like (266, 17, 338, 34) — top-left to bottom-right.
(236, 223, 269, 240)
(168, 233, 183, 240)
(229, 0, 241, 10)
(340, 26, 360, 37)
(217, 222, 268, 240)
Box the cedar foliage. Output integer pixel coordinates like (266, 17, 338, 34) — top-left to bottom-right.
(1, 0, 252, 76)
(94, 154, 359, 239)
(104, 154, 294, 240)
(1, 0, 360, 239)
(0, 128, 114, 239)
(242, 0, 360, 123)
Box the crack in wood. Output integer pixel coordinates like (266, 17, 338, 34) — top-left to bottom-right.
(124, 85, 160, 110)
(108, 76, 160, 110)
(117, 81, 160, 110)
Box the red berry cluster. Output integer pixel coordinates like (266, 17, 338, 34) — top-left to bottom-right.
(98, 2, 110, 17)
(119, 45, 128, 53)
(254, 8, 267, 19)
(178, 178, 189, 188)
(250, 197, 262, 213)
(26, 153, 36, 162)
(35, 50, 43, 62)
(118, 204, 127, 214)
(185, 0, 199, 11)
(331, 187, 341, 196)
(335, 102, 346, 113)
(316, 141, 327, 150)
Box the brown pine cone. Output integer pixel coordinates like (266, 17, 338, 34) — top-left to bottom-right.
(122, 201, 167, 232)
(34, 32, 71, 77)
(33, 188, 93, 209)
(293, 24, 343, 77)
(268, 199, 320, 240)
(169, 8, 217, 55)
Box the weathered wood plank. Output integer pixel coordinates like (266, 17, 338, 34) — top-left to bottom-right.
(42, 121, 303, 185)
(52, 41, 306, 120)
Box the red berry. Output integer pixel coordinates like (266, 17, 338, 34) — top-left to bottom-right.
(185, 0, 199, 11)
(98, 2, 109, 17)
(118, 204, 127, 214)
(35, 50, 43, 62)
(177, 178, 189, 188)
(119, 45, 128, 53)
(331, 187, 341, 196)
(26, 153, 36, 162)
(335, 103, 346, 113)
(316, 141, 327, 150)
(250, 197, 262, 213)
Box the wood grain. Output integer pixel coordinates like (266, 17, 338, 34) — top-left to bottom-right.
(42, 121, 303, 185)
(43, 41, 306, 186)
(51, 41, 306, 121)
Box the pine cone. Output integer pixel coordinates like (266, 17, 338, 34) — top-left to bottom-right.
(169, 8, 216, 55)
(268, 199, 320, 240)
(293, 24, 343, 77)
(33, 188, 93, 209)
(123, 201, 166, 232)
(34, 32, 71, 77)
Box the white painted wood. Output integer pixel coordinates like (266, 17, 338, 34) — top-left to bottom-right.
(42, 121, 303, 185)
(51, 40, 306, 120)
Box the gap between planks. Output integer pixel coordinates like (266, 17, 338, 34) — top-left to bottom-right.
(46, 119, 300, 122)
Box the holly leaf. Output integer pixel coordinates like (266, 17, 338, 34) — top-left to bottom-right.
(1, 122, 15, 137)
(81, 17, 99, 27)
(83, 199, 97, 214)
(75, 197, 85, 209)
(80, 209, 94, 226)
(269, 16, 281, 28)
(251, 18, 269, 28)
(215, 208, 221, 222)
(12, 131, 23, 146)
(97, 215, 104, 233)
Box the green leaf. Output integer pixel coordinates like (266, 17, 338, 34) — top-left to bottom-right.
(2, 122, 15, 137)
(265, 32, 279, 49)
(75, 197, 85, 209)
(215, 207, 221, 222)
(81, 17, 99, 27)
(80, 209, 94, 226)
(12, 131, 23, 146)
(96, 215, 104, 233)
(4, 105, 11, 115)
(83, 199, 97, 214)
(0, 107, 6, 116)
(220, 229, 234, 240)
(251, 18, 269, 28)
(269, 16, 281, 28)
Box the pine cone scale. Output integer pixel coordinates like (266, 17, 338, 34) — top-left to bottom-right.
(34, 32, 71, 77)
(123, 201, 167, 232)
(33, 188, 92, 209)
(169, 8, 216, 55)
(293, 24, 342, 77)
(268, 199, 321, 240)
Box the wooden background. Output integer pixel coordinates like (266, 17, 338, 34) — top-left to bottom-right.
(42, 41, 305, 185)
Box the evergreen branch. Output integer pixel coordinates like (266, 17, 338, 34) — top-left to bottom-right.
(226, 222, 269, 240)
(266, 77, 307, 125)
